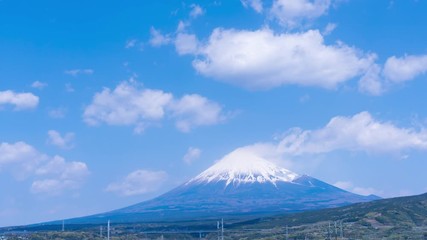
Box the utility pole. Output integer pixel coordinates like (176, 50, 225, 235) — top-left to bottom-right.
(107, 220, 110, 240)
(217, 221, 220, 240)
(221, 218, 224, 240)
(100, 226, 103, 238)
(334, 221, 338, 240)
(286, 225, 289, 240)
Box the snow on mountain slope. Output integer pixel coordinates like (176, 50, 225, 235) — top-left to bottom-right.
(188, 147, 299, 186)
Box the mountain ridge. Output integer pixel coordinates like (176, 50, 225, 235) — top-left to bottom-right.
(29, 155, 380, 224)
(68, 155, 379, 223)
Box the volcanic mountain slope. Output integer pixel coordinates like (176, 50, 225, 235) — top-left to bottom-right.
(73, 149, 379, 223)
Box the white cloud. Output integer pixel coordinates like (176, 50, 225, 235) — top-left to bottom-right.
(31, 81, 48, 90)
(175, 33, 199, 55)
(183, 147, 202, 165)
(212, 112, 427, 172)
(149, 27, 171, 47)
(334, 181, 383, 196)
(270, 0, 332, 27)
(0, 90, 39, 110)
(32, 160, 89, 195)
(241, 0, 263, 13)
(32, 156, 89, 195)
(83, 80, 227, 132)
(0, 142, 89, 194)
(47, 130, 75, 149)
(190, 28, 375, 90)
(189, 4, 205, 18)
(106, 169, 168, 196)
(278, 111, 427, 155)
(0, 142, 40, 167)
(31, 179, 68, 194)
(83, 80, 173, 127)
(358, 54, 427, 95)
(64, 69, 94, 77)
(35, 156, 84, 178)
(170, 94, 226, 132)
(383, 54, 427, 83)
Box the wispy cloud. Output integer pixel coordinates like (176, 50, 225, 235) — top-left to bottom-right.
(189, 4, 205, 18)
(322, 23, 337, 35)
(31, 81, 48, 90)
(106, 169, 167, 196)
(241, 0, 263, 13)
(175, 33, 199, 55)
(125, 39, 143, 50)
(334, 181, 383, 197)
(64, 69, 94, 77)
(149, 27, 171, 47)
(183, 147, 202, 165)
(270, 0, 333, 28)
(65, 83, 75, 92)
(48, 108, 67, 119)
(125, 39, 137, 48)
(47, 130, 75, 149)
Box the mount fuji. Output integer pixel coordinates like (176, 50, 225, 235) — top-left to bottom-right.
(71, 150, 379, 223)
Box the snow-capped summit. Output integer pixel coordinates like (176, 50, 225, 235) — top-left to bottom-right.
(188, 148, 299, 186)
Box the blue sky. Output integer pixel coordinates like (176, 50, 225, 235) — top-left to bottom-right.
(1, 0, 427, 226)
